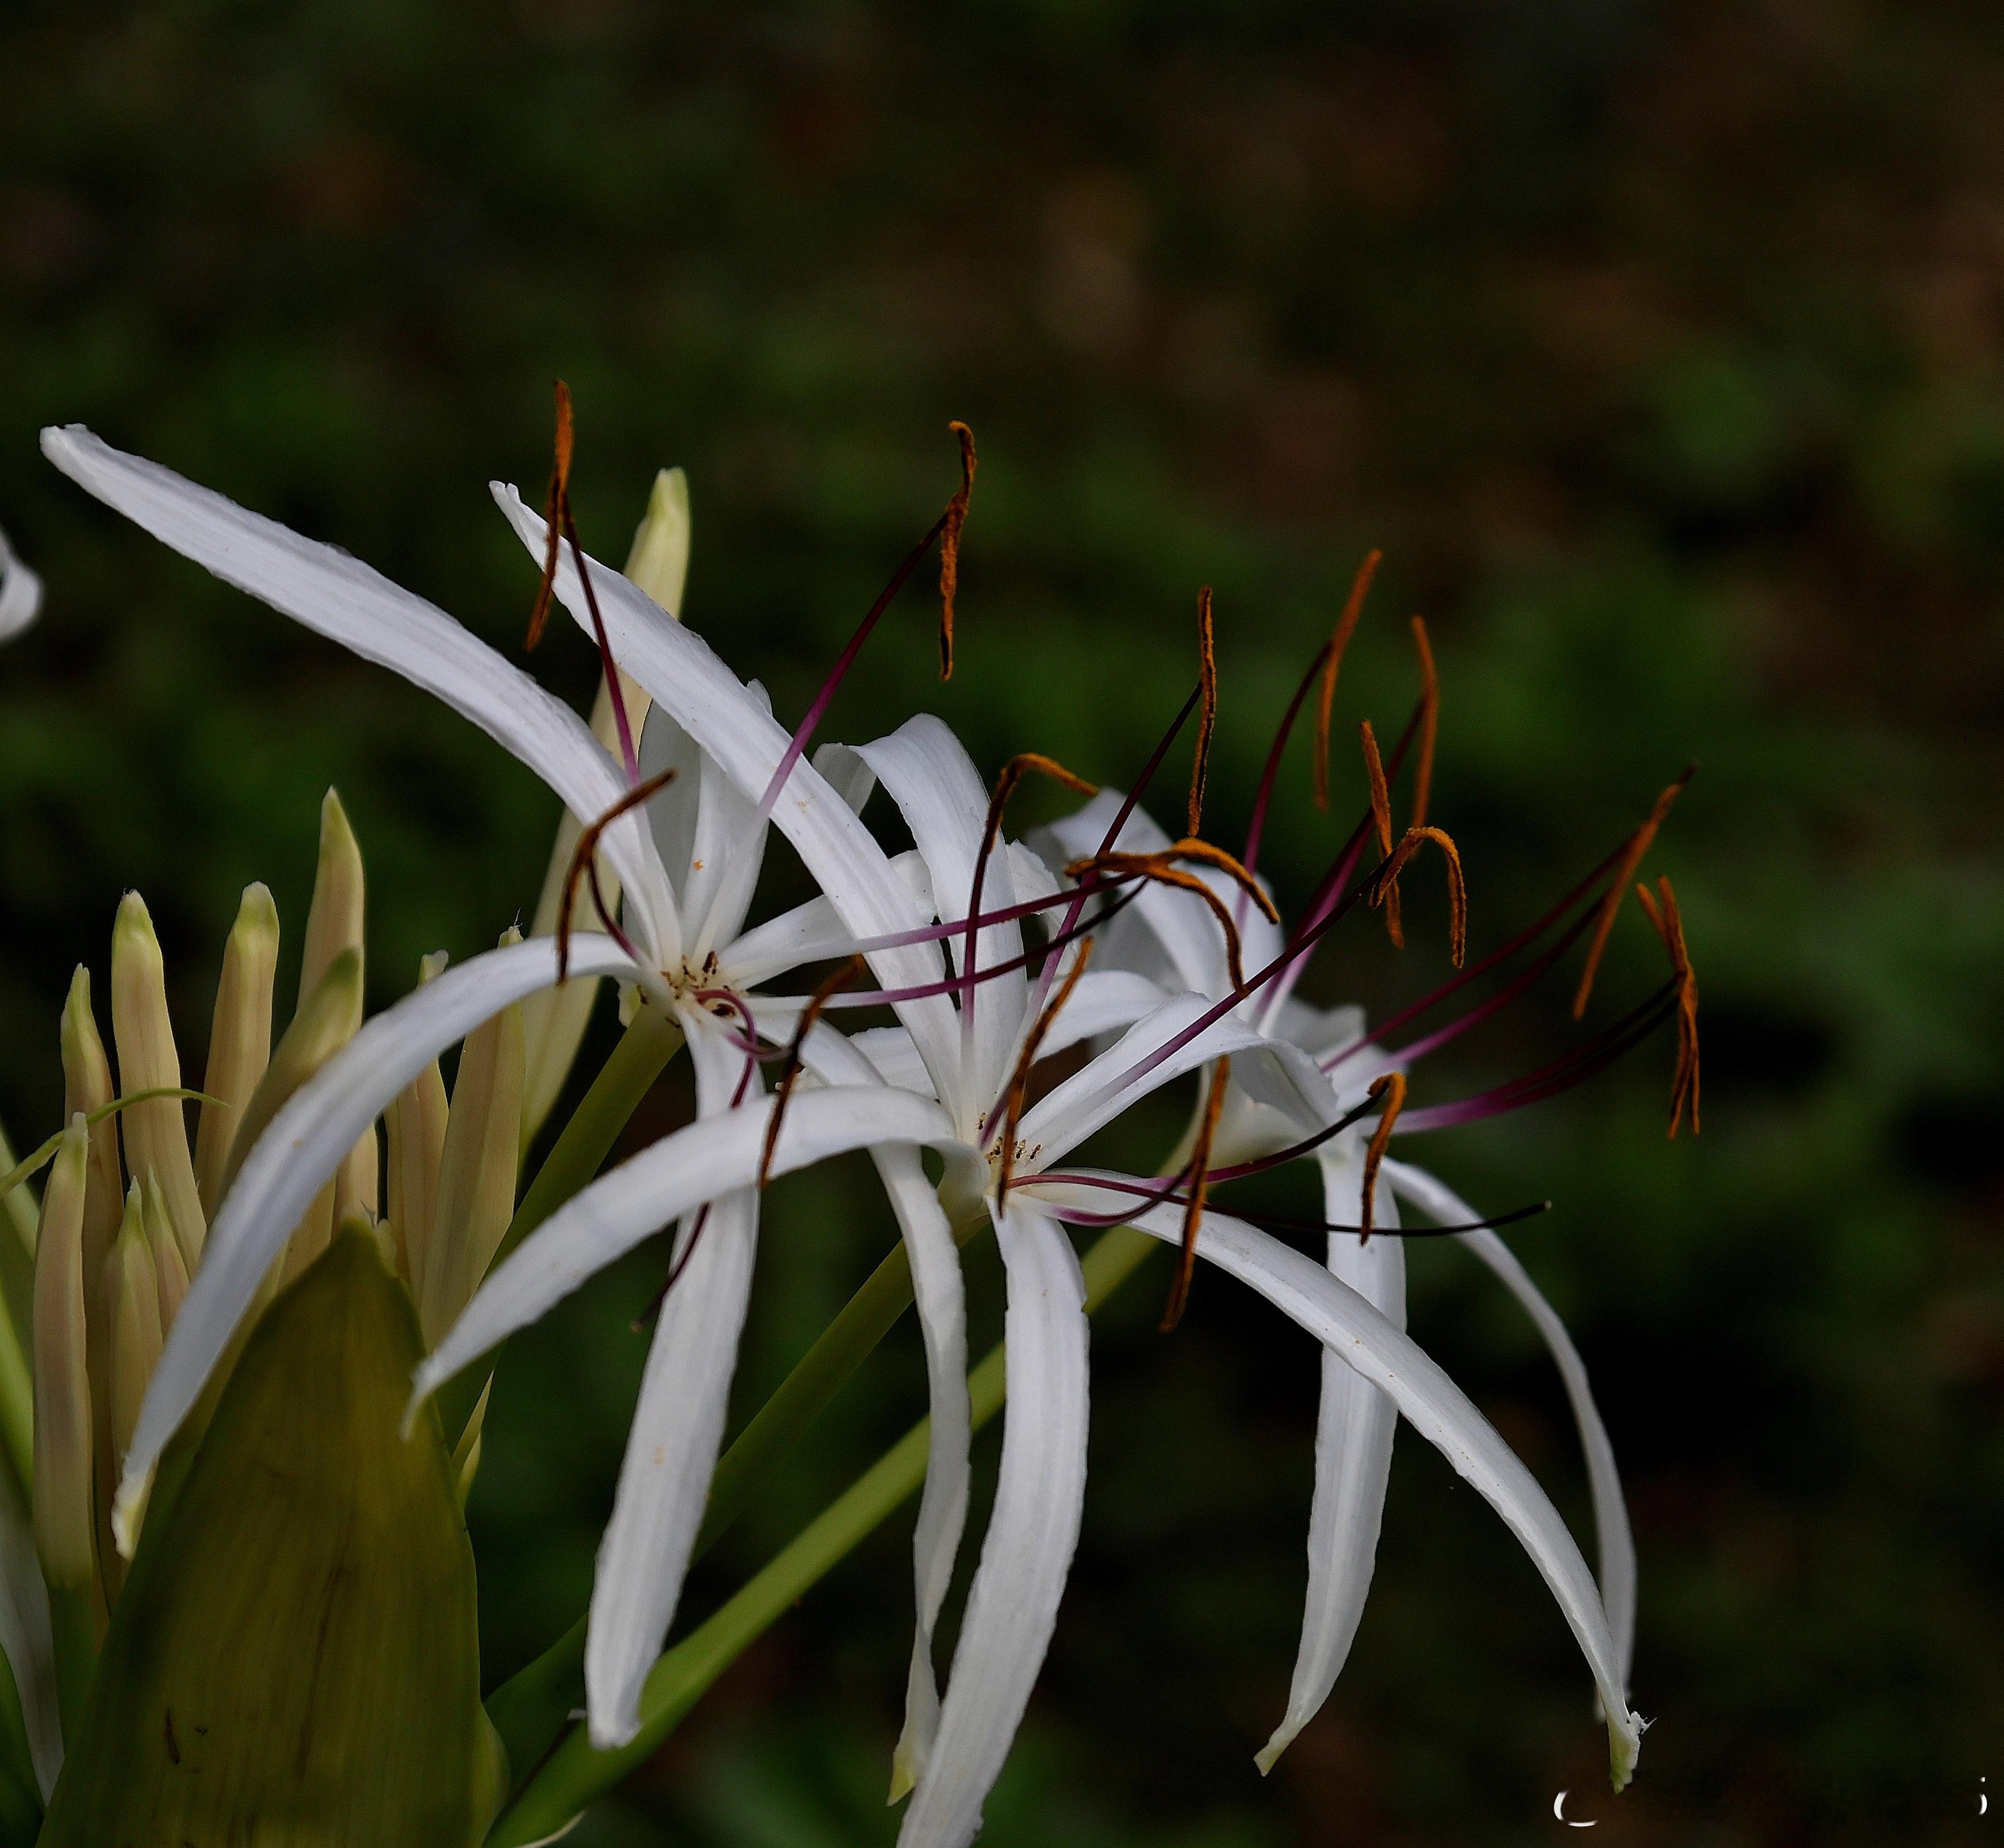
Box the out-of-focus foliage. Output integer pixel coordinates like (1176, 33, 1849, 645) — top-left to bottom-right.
(3, 2, 2002, 1842)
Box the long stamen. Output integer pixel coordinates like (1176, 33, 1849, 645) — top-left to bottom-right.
(755, 424, 978, 823)
(962, 752, 1098, 1058)
(1357, 1071, 1406, 1242)
(1358, 718, 1403, 948)
(1159, 1055, 1229, 1332)
(936, 422, 977, 681)
(1409, 616, 1438, 829)
(1038, 1173, 1549, 1240)
(1571, 769, 1695, 1019)
(556, 767, 678, 980)
(1243, 648, 1325, 880)
(1065, 851, 1251, 989)
(1634, 875, 1700, 1138)
(1189, 586, 1218, 838)
(995, 940, 1096, 1184)
(563, 501, 642, 785)
(525, 379, 575, 651)
(1312, 547, 1383, 810)
(758, 956, 866, 1189)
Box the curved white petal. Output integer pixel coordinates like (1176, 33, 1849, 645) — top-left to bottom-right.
(413, 1085, 960, 1407)
(1257, 1143, 1405, 1773)
(586, 1019, 763, 1747)
(899, 1201, 1088, 1847)
(720, 851, 934, 989)
(43, 428, 679, 964)
(492, 485, 963, 1086)
(0, 524, 43, 643)
(638, 702, 702, 903)
(685, 682, 773, 957)
(1384, 1157, 1636, 1699)
(878, 1142, 971, 1800)
(1034, 970, 1173, 1062)
(811, 740, 878, 814)
(113, 934, 638, 1550)
(0, 1451, 60, 1796)
(1028, 1180, 1644, 1786)
(855, 716, 1027, 1121)
(1018, 991, 1330, 1165)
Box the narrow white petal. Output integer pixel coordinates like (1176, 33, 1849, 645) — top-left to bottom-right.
(720, 850, 932, 988)
(1018, 991, 1330, 1164)
(1031, 969, 1173, 1062)
(1257, 1143, 1405, 1773)
(638, 703, 702, 903)
(855, 716, 1028, 1120)
(811, 740, 878, 814)
(1031, 1181, 1645, 1786)
(113, 935, 636, 1551)
(414, 1084, 960, 1406)
(586, 1020, 762, 1747)
(0, 1451, 60, 1796)
(878, 1143, 970, 1800)
(44, 428, 679, 962)
(899, 1202, 1088, 1847)
(852, 1028, 938, 1097)
(491, 485, 962, 1085)
(684, 681, 773, 956)
(0, 524, 43, 643)
(1385, 1157, 1637, 1697)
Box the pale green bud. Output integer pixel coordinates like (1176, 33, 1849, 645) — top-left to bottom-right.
(624, 464, 690, 618)
(297, 788, 364, 1012)
(141, 1174, 190, 1335)
(33, 1117, 95, 1592)
(103, 1184, 162, 1481)
(386, 952, 450, 1300)
(420, 928, 525, 1349)
(110, 893, 206, 1272)
(62, 966, 124, 1308)
(194, 881, 280, 1218)
(219, 947, 363, 1206)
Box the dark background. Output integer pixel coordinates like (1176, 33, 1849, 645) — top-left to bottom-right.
(4, 2, 2003, 1843)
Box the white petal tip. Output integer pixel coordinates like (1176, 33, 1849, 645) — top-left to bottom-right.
(586, 1708, 642, 1754)
(1253, 1739, 1288, 1778)
(1608, 1712, 1645, 1792)
(886, 1757, 916, 1806)
(110, 1465, 153, 1559)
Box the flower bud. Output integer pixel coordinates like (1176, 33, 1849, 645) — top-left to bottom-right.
(103, 1184, 162, 1480)
(62, 966, 125, 1309)
(194, 882, 280, 1218)
(297, 789, 364, 1012)
(420, 928, 525, 1348)
(142, 1174, 190, 1335)
(386, 952, 450, 1298)
(624, 465, 690, 618)
(110, 893, 205, 1271)
(33, 1117, 95, 1593)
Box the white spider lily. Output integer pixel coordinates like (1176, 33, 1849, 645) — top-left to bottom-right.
(413, 711, 1642, 1842)
(33, 427, 993, 1739)
(1041, 783, 1637, 1773)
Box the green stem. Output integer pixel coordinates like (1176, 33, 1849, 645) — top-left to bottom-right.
(46, 1584, 97, 1751)
(0, 1313, 29, 1507)
(438, 1008, 681, 1443)
(487, 1224, 1155, 1844)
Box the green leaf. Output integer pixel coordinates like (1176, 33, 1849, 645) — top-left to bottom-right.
(41, 1227, 506, 1845)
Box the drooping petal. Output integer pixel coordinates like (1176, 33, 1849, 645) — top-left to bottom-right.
(412, 1084, 961, 1410)
(492, 485, 961, 1085)
(112, 935, 638, 1554)
(786, 1023, 972, 1800)
(855, 716, 1028, 1121)
(1018, 992, 1330, 1165)
(41, 428, 678, 962)
(1030, 1179, 1645, 1786)
(1384, 1157, 1636, 1697)
(585, 1019, 763, 1747)
(897, 1201, 1088, 1848)
(1256, 1142, 1405, 1773)
(0, 524, 42, 643)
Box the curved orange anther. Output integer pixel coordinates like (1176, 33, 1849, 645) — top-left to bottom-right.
(1358, 1070, 1407, 1242)
(1572, 768, 1695, 1020)
(527, 379, 577, 651)
(1410, 616, 1439, 829)
(937, 421, 977, 681)
(1063, 851, 1250, 990)
(1634, 875, 1700, 1138)
(1312, 547, 1383, 810)
(1161, 1054, 1231, 1331)
(1166, 837, 1280, 924)
(1190, 585, 1218, 837)
(997, 938, 1096, 1197)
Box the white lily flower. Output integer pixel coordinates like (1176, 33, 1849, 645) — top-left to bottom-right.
(413, 702, 1644, 1838)
(1039, 782, 1638, 1769)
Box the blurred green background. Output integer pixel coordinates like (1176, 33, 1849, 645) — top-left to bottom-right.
(4, 2, 2003, 1842)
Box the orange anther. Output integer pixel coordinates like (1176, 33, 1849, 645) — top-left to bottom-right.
(1358, 1071, 1407, 1242)
(526, 379, 578, 651)
(1312, 548, 1383, 810)
(937, 421, 977, 681)
(1410, 616, 1438, 829)
(1572, 769, 1694, 1020)
(1161, 1054, 1231, 1331)
(1189, 585, 1218, 837)
(1634, 875, 1700, 1138)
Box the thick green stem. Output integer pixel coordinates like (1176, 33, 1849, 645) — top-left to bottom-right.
(487, 1224, 1155, 1843)
(46, 1584, 96, 1751)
